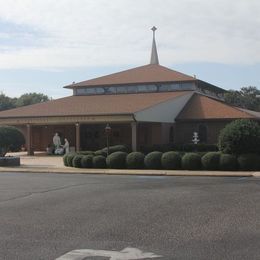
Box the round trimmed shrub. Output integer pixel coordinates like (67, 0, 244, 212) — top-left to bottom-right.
(106, 151, 127, 169)
(219, 154, 238, 171)
(181, 153, 201, 170)
(79, 151, 94, 156)
(201, 152, 220, 170)
(93, 155, 107, 168)
(72, 155, 84, 168)
(218, 119, 260, 155)
(0, 126, 25, 156)
(102, 145, 128, 155)
(81, 155, 93, 168)
(237, 154, 260, 171)
(161, 151, 181, 170)
(94, 150, 107, 157)
(126, 152, 145, 169)
(66, 153, 76, 167)
(63, 154, 69, 166)
(144, 151, 163, 169)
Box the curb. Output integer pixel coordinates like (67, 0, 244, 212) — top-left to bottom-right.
(0, 166, 256, 177)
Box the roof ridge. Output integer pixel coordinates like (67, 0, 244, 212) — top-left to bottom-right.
(64, 63, 196, 89)
(175, 92, 196, 119)
(64, 64, 153, 88)
(154, 64, 194, 79)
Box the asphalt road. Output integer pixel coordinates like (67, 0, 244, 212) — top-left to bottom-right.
(0, 173, 259, 260)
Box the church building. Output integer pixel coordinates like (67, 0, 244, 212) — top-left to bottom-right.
(0, 27, 259, 155)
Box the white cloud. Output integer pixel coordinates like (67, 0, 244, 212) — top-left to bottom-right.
(0, 0, 259, 69)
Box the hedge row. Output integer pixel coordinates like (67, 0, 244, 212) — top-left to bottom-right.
(140, 143, 218, 154)
(64, 151, 260, 171)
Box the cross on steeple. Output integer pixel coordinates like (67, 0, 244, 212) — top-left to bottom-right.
(150, 26, 159, 65)
(151, 26, 157, 38)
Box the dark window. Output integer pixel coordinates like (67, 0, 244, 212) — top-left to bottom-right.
(169, 126, 174, 143)
(198, 125, 207, 143)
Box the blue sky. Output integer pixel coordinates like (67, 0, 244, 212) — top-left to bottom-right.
(0, 0, 259, 99)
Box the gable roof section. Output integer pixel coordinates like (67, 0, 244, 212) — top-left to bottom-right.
(64, 64, 196, 89)
(177, 93, 258, 120)
(0, 91, 191, 119)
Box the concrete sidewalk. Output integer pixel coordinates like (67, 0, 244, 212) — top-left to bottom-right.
(1, 152, 259, 177)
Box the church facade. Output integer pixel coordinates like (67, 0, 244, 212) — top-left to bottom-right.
(0, 28, 259, 155)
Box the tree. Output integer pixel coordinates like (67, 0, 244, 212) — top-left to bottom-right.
(15, 92, 50, 107)
(0, 126, 25, 157)
(218, 119, 260, 155)
(224, 86, 260, 111)
(0, 92, 16, 111)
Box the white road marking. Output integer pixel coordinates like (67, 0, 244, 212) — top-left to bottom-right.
(56, 247, 162, 260)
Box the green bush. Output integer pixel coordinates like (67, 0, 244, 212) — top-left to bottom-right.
(218, 119, 260, 155)
(72, 155, 84, 168)
(182, 143, 219, 152)
(144, 151, 163, 169)
(126, 152, 145, 169)
(106, 151, 127, 169)
(181, 153, 201, 170)
(81, 155, 93, 168)
(66, 153, 76, 167)
(140, 144, 174, 154)
(219, 154, 238, 171)
(93, 155, 107, 168)
(201, 152, 220, 170)
(0, 126, 25, 156)
(63, 154, 69, 166)
(161, 151, 181, 170)
(102, 145, 128, 155)
(79, 151, 94, 156)
(94, 150, 107, 157)
(237, 154, 260, 171)
(140, 143, 218, 154)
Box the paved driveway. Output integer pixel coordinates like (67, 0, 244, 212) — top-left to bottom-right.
(0, 173, 259, 259)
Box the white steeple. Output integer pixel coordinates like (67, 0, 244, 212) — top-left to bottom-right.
(150, 26, 159, 65)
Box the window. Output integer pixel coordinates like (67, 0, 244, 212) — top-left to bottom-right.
(116, 86, 128, 94)
(198, 124, 207, 143)
(76, 88, 86, 95)
(106, 87, 117, 94)
(95, 88, 105, 94)
(180, 82, 195, 90)
(127, 86, 137, 93)
(76, 88, 103, 95)
(137, 84, 157, 93)
(169, 126, 174, 143)
(84, 88, 96, 95)
(159, 84, 181, 92)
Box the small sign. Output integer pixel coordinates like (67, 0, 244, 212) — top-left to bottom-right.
(56, 247, 162, 260)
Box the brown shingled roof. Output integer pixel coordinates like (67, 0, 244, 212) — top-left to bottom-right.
(64, 64, 195, 89)
(177, 93, 256, 120)
(0, 91, 191, 118)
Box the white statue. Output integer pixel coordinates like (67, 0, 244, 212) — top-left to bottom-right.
(192, 132, 200, 144)
(53, 133, 61, 148)
(63, 138, 70, 154)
